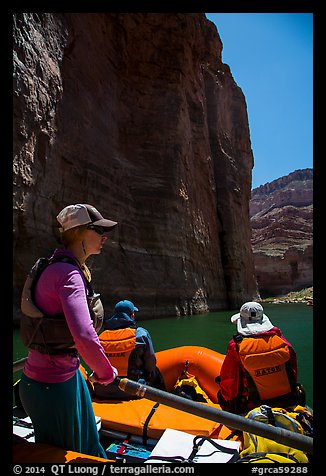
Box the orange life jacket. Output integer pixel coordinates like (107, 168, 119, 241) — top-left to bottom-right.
(99, 328, 137, 376)
(237, 334, 293, 402)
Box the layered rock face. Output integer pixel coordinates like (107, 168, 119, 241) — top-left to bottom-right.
(13, 13, 258, 322)
(250, 169, 313, 296)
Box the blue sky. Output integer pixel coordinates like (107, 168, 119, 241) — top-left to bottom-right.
(205, 13, 313, 190)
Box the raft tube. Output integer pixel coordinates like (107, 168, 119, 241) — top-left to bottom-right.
(92, 346, 234, 440)
(155, 345, 224, 403)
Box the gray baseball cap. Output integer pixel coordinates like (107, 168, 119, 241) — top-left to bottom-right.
(57, 203, 117, 232)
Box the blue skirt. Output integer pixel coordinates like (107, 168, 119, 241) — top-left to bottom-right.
(19, 369, 107, 459)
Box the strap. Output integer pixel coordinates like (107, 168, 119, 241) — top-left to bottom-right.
(224, 429, 242, 440)
(147, 455, 189, 463)
(142, 402, 160, 445)
(237, 452, 301, 463)
(51, 255, 95, 291)
(25, 317, 44, 350)
(13, 416, 34, 429)
(190, 436, 240, 463)
(13, 416, 35, 441)
(233, 333, 244, 344)
(265, 406, 277, 426)
(148, 435, 240, 463)
(295, 412, 313, 436)
(50, 256, 77, 265)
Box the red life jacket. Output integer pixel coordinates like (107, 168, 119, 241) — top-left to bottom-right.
(99, 328, 137, 376)
(236, 334, 295, 405)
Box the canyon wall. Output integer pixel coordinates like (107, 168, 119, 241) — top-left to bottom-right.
(250, 169, 313, 296)
(13, 13, 258, 322)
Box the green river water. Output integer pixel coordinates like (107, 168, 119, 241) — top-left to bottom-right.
(13, 302, 313, 407)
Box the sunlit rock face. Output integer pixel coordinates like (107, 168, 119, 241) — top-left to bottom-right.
(13, 13, 258, 322)
(250, 169, 313, 297)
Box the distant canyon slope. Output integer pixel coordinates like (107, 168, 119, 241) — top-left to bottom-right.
(250, 169, 313, 297)
(13, 13, 259, 322)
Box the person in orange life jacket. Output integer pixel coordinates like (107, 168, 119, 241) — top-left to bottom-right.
(217, 302, 299, 414)
(93, 300, 166, 400)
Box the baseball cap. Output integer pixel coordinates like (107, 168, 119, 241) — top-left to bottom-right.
(230, 301, 274, 336)
(57, 203, 117, 232)
(115, 300, 139, 315)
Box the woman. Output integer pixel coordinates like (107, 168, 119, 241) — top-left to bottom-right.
(19, 203, 118, 458)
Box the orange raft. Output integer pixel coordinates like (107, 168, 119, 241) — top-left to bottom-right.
(91, 346, 238, 441)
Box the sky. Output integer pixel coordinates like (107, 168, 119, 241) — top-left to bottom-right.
(205, 13, 313, 190)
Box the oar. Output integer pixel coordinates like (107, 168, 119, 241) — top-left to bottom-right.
(117, 377, 313, 455)
(13, 357, 28, 373)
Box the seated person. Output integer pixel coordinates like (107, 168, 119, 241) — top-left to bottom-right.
(93, 300, 165, 399)
(217, 301, 303, 414)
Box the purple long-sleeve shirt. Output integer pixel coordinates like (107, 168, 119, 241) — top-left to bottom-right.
(23, 249, 116, 384)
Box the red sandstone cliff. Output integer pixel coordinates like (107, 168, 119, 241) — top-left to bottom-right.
(250, 169, 313, 296)
(13, 13, 258, 321)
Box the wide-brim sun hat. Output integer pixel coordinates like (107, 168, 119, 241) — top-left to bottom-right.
(57, 203, 117, 232)
(231, 301, 274, 336)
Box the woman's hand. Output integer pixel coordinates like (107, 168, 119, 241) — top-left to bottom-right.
(89, 367, 118, 384)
